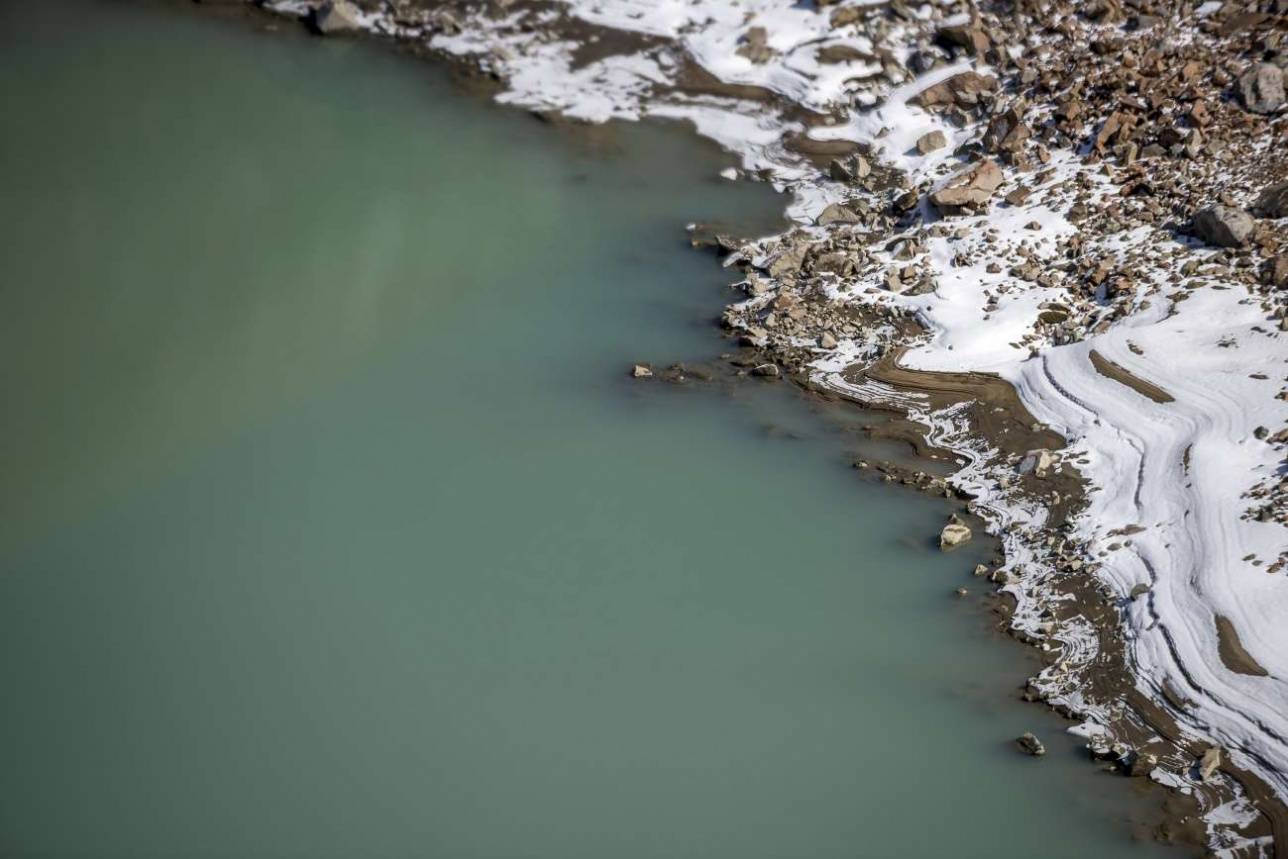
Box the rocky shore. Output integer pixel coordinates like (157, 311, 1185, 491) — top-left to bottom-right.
(202, 0, 1287, 854)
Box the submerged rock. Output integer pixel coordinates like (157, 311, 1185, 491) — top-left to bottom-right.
(750, 363, 781, 378)
(939, 517, 972, 549)
(1016, 732, 1047, 756)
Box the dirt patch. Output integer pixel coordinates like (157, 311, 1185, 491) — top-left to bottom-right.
(1089, 350, 1175, 404)
(1216, 615, 1270, 677)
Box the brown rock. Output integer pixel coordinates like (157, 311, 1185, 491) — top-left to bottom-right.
(930, 159, 1003, 210)
(909, 72, 997, 109)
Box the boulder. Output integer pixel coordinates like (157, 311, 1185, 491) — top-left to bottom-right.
(631, 364, 653, 379)
(1254, 181, 1288, 219)
(936, 22, 990, 56)
(736, 27, 775, 64)
(982, 106, 1031, 153)
(1192, 206, 1254, 248)
(909, 71, 997, 109)
(1199, 746, 1222, 782)
(930, 159, 1003, 210)
(750, 363, 781, 378)
(314, 0, 363, 34)
(916, 130, 947, 154)
(1016, 733, 1046, 756)
(816, 202, 861, 226)
(939, 520, 972, 549)
(1018, 449, 1057, 477)
(1239, 64, 1285, 114)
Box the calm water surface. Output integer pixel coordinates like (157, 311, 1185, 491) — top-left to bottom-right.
(0, 2, 1181, 857)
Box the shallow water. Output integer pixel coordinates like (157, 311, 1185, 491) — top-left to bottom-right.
(0, 3, 1182, 857)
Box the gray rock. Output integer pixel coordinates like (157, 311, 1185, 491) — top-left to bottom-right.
(1018, 449, 1057, 477)
(1016, 732, 1046, 756)
(1192, 206, 1254, 248)
(1254, 181, 1288, 219)
(750, 363, 781, 378)
(1239, 64, 1285, 114)
(314, 0, 363, 34)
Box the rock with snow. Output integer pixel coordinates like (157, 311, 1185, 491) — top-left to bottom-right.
(631, 364, 653, 379)
(1191, 206, 1254, 248)
(1199, 746, 1222, 782)
(930, 159, 1003, 211)
(1239, 64, 1284, 114)
(939, 520, 972, 549)
(1019, 449, 1057, 478)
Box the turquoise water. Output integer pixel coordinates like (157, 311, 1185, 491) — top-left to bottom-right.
(0, 3, 1181, 857)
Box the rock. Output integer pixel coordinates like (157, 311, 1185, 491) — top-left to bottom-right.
(1018, 449, 1057, 477)
(750, 363, 781, 378)
(1192, 206, 1255, 248)
(936, 22, 990, 56)
(916, 130, 947, 154)
(736, 26, 775, 64)
(819, 331, 838, 349)
(1016, 732, 1047, 756)
(954, 586, 969, 597)
(313, 0, 362, 34)
(816, 203, 861, 226)
(939, 520, 972, 549)
(1199, 746, 1222, 782)
(1254, 181, 1288, 219)
(909, 72, 997, 109)
(1239, 64, 1284, 114)
(829, 154, 871, 182)
(631, 364, 653, 379)
(930, 159, 1003, 210)
(1129, 751, 1158, 777)
(767, 242, 808, 277)
(982, 106, 1031, 153)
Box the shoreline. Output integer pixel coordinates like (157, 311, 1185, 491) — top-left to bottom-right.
(186, 1, 1286, 854)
